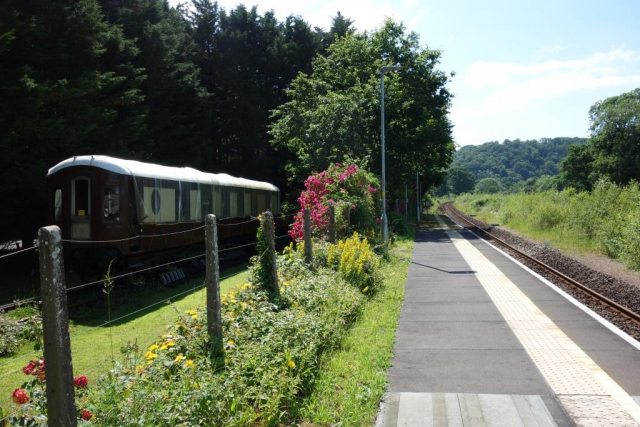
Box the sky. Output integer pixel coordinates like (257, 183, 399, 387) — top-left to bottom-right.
(171, 0, 640, 146)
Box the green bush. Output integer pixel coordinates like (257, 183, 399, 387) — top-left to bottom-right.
(387, 212, 409, 235)
(454, 180, 640, 271)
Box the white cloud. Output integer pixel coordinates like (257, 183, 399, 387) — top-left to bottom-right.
(537, 44, 568, 56)
(454, 49, 640, 119)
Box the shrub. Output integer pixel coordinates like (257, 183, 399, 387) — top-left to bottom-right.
(0, 310, 42, 356)
(289, 163, 380, 241)
(387, 212, 409, 236)
(326, 233, 382, 292)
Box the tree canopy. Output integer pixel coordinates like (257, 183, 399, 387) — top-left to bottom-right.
(270, 19, 454, 197)
(451, 137, 585, 192)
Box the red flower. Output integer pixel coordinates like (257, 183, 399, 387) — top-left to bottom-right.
(74, 376, 88, 388)
(376, 217, 381, 225)
(12, 388, 29, 405)
(81, 410, 93, 420)
(22, 361, 36, 375)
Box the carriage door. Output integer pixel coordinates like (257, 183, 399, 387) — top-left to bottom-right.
(71, 177, 91, 240)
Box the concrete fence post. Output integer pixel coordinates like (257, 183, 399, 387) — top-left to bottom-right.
(205, 214, 223, 355)
(261, 211, 279, 294)
(329, 205, 336, 244)
(303, 208, 313, 264)
(38, 226, 77, 427)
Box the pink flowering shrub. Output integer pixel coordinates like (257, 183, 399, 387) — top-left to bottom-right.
(290, 163, 380, 241)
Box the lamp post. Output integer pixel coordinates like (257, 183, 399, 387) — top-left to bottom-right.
(380, 65, 401, 247)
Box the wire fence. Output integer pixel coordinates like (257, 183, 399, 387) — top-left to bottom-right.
(0, 246, 37, 260)
(61, 225, 206, 244)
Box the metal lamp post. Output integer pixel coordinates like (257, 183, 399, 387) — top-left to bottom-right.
(380, 65, 401, 246)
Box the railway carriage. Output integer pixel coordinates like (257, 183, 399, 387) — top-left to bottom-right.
(46, 155, 281, 276)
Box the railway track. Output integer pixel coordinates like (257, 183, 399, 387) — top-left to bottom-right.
(441, 201, 640, 332)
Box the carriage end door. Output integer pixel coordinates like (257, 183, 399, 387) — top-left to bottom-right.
(71, 177, 91, 240)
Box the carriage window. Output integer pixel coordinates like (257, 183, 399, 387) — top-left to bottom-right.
(230, 189, 238, 217)
(103, 188, 120, 222)
(73, 178, 90, 216)
(201, 185, 213, 216)
(54, 189, 62, 221)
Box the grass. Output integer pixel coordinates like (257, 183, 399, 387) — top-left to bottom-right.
(0, 264, 249, 409)
(299, 231, 414, 425)
(453, 199, 600, 255)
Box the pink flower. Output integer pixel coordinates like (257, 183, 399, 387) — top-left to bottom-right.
(335, 162, 341, 166)
(74, 376, 88, 388)
(12, 388, 29, 405)
(81, 410, 93, 420)
(376, 217, 381, 224)
(352, 204, 356, 210)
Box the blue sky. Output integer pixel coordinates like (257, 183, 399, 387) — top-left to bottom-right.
(172, 0, 640, 146)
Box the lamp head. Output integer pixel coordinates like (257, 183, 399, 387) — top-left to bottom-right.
(381, 65, 402, 73)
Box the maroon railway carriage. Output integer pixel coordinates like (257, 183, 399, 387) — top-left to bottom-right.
(46, 155, 281, 276)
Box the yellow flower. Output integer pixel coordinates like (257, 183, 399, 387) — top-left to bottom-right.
(144, 351, 157, 361)
(191, 314, 198, 320)
(287, 360, 296, 369)
(292, 302, 299, 308)
(149, 344, 159, 351)
(174, 355, 185, 363)
(227, 340, 235, 346)
(166, 341, 176, 347)
(185, 360, 195, 368)
(160, 344, 168, 351)
(241, 302, 248, 309)
(186, 310, 196, 316)
(363, 286, 369, 293)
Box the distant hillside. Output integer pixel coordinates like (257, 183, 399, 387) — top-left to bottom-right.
(452, 137, 586, 185)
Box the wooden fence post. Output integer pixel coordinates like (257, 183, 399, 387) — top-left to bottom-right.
(304, 208, 313, 264)
(205, 214, 223, 354)
(261, 211, 279, 294)
(39, 226, 77, 427)
(329, 205, 336, 244)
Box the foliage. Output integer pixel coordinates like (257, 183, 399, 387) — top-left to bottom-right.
(289, 163, 380, 241)
(450, 137, 585, 193)
(250, 214, 277, 293)
(560, 88, 640, 191)
(0, 312, 42, 357)
(455, 180, 640, 271)
(8, 357, 93, 425)
(474, 177, 503, 194)
(6, 232, 383, 425)
(387, 212, 410, 235)
(270, 19, 454, 197)
(326, 233, 382, 292)
(446, 167, 476, 195)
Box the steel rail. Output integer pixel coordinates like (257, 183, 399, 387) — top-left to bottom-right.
(442, 202, 640, 326)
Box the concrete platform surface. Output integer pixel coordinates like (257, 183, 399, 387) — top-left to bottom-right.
(378, 216, 640, 426)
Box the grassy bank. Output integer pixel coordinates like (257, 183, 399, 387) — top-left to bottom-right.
(454, 180, 640, 270)
(299, 231, 413, 425)
(0, 265, 248, 408)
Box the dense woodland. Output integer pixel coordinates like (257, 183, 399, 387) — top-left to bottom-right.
(0, 0, 454, 244)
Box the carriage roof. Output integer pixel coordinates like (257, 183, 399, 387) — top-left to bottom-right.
(48, 155, 279, 192)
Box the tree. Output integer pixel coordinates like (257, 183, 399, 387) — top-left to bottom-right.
(329, 12, 354, 39)
(560, 144, 596, 191)
(0, 0, 146, 243)
(270, 19, 454, 200)
(446, 168, 475, 194)
(475, 178, 503, 194)
(588, 88, 640, 185)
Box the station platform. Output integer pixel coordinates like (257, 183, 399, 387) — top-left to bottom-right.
(376, 215, 640, 427)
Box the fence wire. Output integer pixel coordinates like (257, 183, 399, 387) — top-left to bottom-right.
(61, 225, 206, 244)
(0, 246, 37, 260)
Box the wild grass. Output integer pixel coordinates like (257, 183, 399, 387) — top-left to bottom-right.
(455, 180, 640, 269)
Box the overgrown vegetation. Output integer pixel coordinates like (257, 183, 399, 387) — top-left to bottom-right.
(0, 307, 41, 357)
(455, 179, 640, 270)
